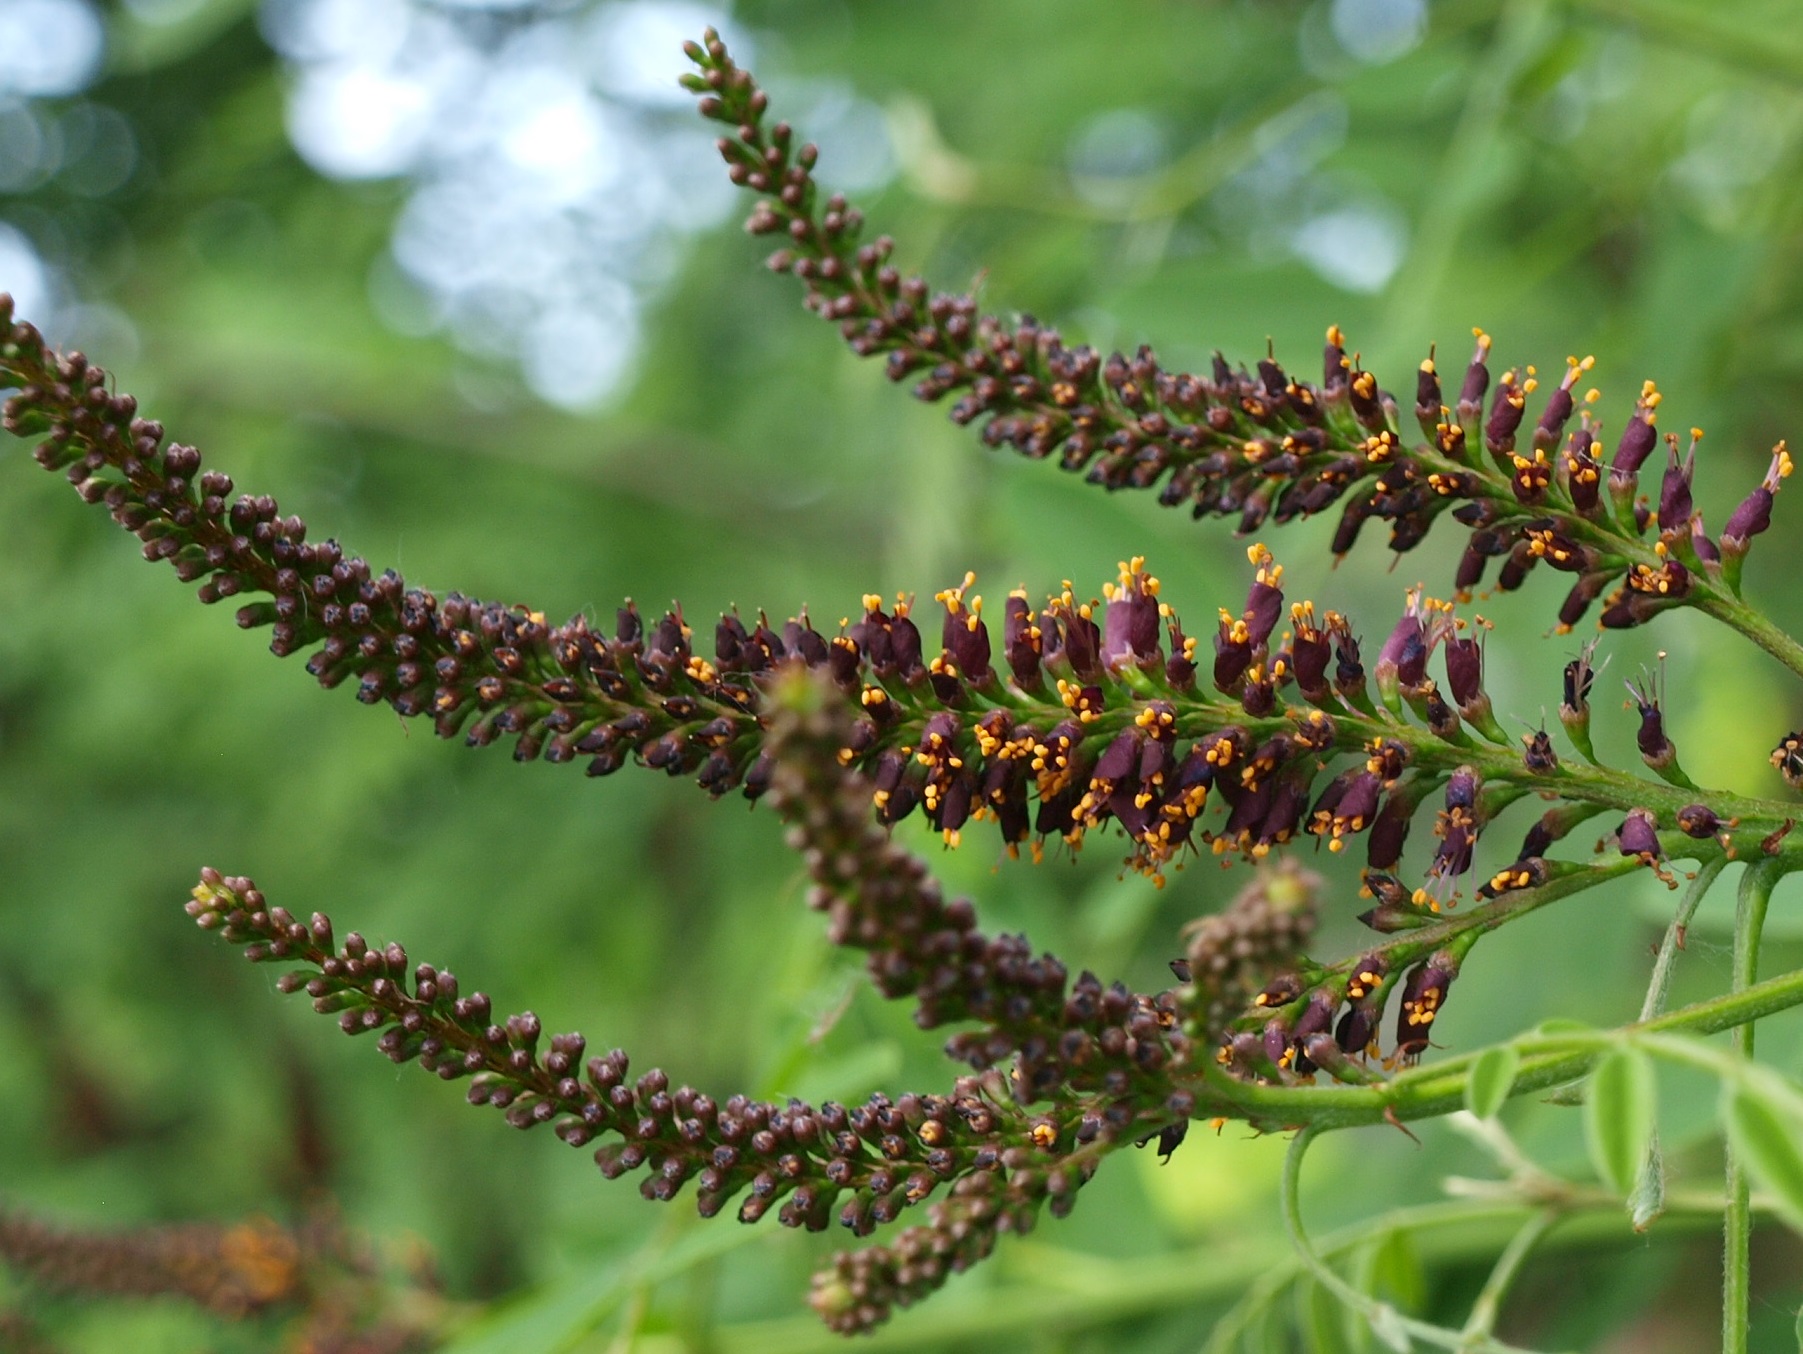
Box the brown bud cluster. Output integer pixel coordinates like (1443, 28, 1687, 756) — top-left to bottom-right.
(764, 670, 1190, 1103)
(0, 1203, 443, 1351)
(1177, 860, 1320, 1037)
(808, 1175, 1031, 1335)
(184, 868, 1148, 1329)
(0, 1207, 300, 1317)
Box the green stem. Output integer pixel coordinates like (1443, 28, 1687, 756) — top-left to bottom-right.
(1723, 859, 1780, 1354)
(1196, 951, 1803, 1128)
(1639, 856, 1730, 1025)
(1458, 1209, 1560, 1349)
(1696, 587, 1803, 686)
(1630, 855, 1730, 1227)
(1281, 1127, 1543, 1353)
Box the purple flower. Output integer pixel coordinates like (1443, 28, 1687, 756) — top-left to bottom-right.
(1612, 380, 1662, 477)
(1456, 328, 1492, 421)
(1532, 354, 1593, 452)
(1657, 430, 1698, 534)
(1100, 558, 1164, 672)
(1617, 807, 1662, 859)
(1723, 443, 1793, 552)
(935, 574, 994, 684)
(1484, 368, 1529, 457)
(1624, 658, 1675, 771)
(1564, 427, 1601, 514)
(1393, 954, 1459, 1063)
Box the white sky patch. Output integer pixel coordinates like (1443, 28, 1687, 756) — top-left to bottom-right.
(1330, 0, 1427, 66)
(1289, 201, 1408, 293)
(0, 0, 105, 98)
(589, 1, 741, 108)
(0, 222, 54, 324)
(261, 0, 874, 410)
(286, 60, 439, 179)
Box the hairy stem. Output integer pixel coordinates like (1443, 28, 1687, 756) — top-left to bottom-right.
(1722, 858, 1780, 1354)
(1639, 855, 1731, 1025)
(1696, 587, 1803, 685)
(1195, 954, 1803, 1128)
(1281, 1127, 1537, 1353)
(1457, 1208, 1560, 1350)
(1629, 854, 1730, 1225)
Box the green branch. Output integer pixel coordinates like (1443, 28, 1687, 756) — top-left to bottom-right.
(1723, 858, 1781, 1354)
(1195, 945, 1803, 1128)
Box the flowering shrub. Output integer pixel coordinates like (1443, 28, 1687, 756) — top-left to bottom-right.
(5, 27, 1803, 1352)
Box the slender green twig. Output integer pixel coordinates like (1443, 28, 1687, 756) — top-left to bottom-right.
(1639, 856, 1731, 1026)
(1458, 1209, 1561, 1350)
(1281, 1127, 1542, 1353)
(1209, 1181, 1773, 1354)
(1194, 952, 1803, 1128)
(1722, 858, 1781, 1354)
(1630, 854, 1730, 1227)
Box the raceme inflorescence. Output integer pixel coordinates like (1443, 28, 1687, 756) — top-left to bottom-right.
(7, 29, 1803, 1347)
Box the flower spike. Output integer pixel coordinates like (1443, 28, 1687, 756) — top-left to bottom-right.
(680, 41, 1792, 649)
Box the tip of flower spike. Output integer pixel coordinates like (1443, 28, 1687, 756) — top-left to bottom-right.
(934, 572, 978, 614)
(1109, 556, 1158, 596)
(769, 664, 832, 718)
(1326, 323, 1345, 346)
(1245, 543, 1281, 588)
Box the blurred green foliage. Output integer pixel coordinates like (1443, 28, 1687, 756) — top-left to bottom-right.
(6, 0, 1803, 1348)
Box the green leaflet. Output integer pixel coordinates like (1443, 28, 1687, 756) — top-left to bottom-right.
(1465, 1044, 1523, 1121)
(1585, 1047, 1657, 1196)
(1725, 1080, 1803, 1232)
